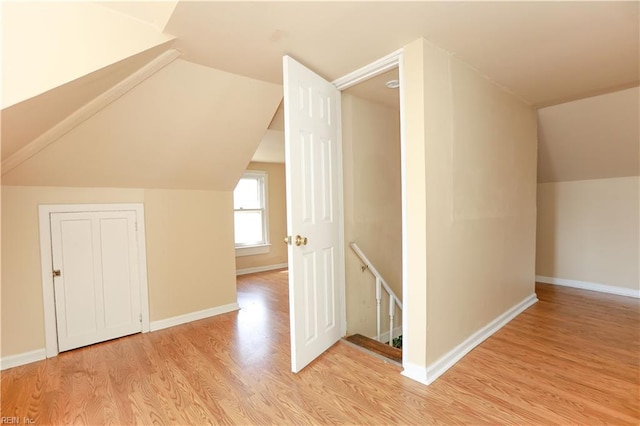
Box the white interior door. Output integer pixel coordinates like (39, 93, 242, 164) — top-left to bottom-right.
(283, 56, 345, 373)
(51, 211, 141, 352)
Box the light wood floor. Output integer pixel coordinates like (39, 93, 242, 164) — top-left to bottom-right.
(2, 270, 639, 424)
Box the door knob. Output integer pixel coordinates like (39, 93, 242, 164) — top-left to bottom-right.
(284, 235, 308, 246)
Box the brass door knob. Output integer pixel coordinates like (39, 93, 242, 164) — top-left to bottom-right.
(295, 235, 308, 246)
(284, 236, 292, 245)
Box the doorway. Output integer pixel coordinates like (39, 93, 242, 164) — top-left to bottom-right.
(341, 67, 403, 349)
(285, 50, 406, 371)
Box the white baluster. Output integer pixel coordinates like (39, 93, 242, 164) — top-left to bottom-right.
(389, 295, 395, 346)
(352, 243, 403, 348)
(376, 277, 381, 342)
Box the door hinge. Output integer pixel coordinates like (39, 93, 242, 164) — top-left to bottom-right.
(139, 313, 142, 323)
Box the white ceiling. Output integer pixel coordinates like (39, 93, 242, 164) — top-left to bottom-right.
(164, 1, 639, 107)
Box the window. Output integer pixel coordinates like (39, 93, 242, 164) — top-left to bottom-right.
(234, 171, 270, 256)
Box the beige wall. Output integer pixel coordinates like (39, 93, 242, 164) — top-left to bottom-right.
(403, 38, 537, 370)
(235, 162, 288, 270)
(144, 189, 237, 319)
(536, 177, 640, 290)
(342, 93, 402, 338)
(1, 185, 237, 358)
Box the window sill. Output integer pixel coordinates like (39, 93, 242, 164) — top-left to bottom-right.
(235, 244, 271, 257)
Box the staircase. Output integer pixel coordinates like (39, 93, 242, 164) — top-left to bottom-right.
(344, 334, 402, 365)
(344, 243, 403, 364)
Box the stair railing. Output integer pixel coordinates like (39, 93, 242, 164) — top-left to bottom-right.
(350, 242, 402, 346)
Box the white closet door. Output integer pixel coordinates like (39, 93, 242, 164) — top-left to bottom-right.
(51, 211, 141, 352)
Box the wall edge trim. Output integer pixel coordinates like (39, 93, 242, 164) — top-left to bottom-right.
(536, 275, 640, 298)
(401, 293, 538, 386)
(1, 349, 46, 371)
(149, 302, 240, 332)
(401, 361, 429, 385)
(236, 263, 288, 276)
(425, 293, 538, 385)
(2, 48, 182, 175)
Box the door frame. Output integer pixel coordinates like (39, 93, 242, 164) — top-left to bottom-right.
(38, 203, 150, 358)
(331, 48, 408, 367)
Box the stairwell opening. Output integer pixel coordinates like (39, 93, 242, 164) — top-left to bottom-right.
(341, 66, 403, 363)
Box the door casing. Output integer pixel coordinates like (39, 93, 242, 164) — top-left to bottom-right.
(334, 49, 407, 366)
(38, 203, 150, 358)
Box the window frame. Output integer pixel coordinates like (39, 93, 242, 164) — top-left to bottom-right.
(234, 170, 270, 256)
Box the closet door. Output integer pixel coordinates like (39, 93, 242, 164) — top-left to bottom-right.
(51, 210, 141, 352)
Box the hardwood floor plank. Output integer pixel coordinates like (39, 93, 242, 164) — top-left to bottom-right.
(2, 275, 638, 424)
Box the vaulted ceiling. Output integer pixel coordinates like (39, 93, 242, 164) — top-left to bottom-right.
(1, 1, 638, 188)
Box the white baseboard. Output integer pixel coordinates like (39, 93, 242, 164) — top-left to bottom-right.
(536, 276, 640, 299)
(401, 293, 538, 386)
(2, 304, 240, 369)
(150, 302, 240, 332)
(236, 263, 288, 276)
(401, 361, 429, 385)
(1, 348, 46, 371)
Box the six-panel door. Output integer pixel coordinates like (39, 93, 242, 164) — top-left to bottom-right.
(283, 56, 345, 373)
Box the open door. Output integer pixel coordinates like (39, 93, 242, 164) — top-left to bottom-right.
(283, 56, 345, 373)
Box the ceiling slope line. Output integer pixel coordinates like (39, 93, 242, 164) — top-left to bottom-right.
(1, 48, 182, 176)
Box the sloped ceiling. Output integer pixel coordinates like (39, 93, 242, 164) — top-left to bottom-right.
(96, 1, 179, 32)
(165, 1, 638, 107)
(2, 1, 637, 189)
(537, 87, 639, 183)
(251, 103, 286, 163)
(1, 1, 174, 108)
(2, 59, 282, 190)
(251, 130, 285, 164)
(1, 43, 173, 160)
